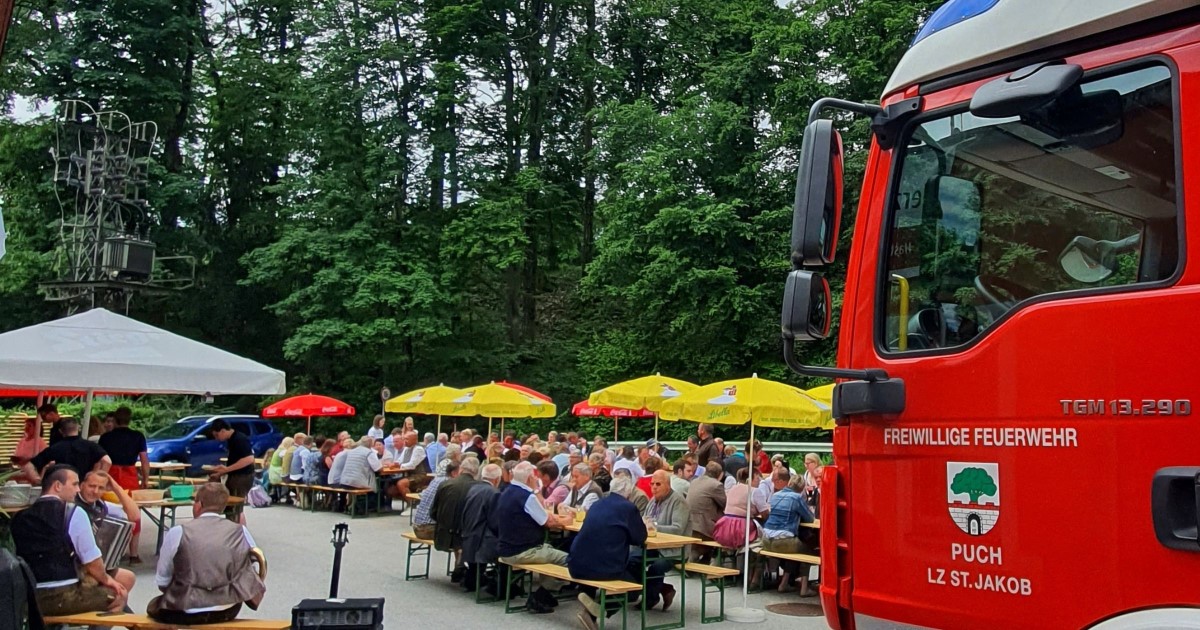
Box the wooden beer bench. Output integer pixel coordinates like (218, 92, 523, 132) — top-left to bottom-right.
(401, 531, 451, 581)
(752, 547, 821, 591)
(43, 612, 290, 629)
(499, 560, 641, 629)
(676, 561, 741, 623)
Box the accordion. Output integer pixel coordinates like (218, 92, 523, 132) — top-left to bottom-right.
(95, 517, 134, 572)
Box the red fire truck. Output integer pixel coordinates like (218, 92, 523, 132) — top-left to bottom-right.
(783, 1, 1200, 628)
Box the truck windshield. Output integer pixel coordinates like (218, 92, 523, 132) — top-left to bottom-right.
(882, 64, 1177, 352)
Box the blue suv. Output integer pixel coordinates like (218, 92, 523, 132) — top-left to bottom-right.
(146, 415, 283, 474)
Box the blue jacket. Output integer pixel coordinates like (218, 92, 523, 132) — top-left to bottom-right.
(762, 487, 814, 535)
(568, 494, 647, 580)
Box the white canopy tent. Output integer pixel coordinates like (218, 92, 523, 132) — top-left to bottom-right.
(0, 309, 286, 434)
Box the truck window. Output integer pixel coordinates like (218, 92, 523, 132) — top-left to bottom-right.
(881, 63, 1178, 352)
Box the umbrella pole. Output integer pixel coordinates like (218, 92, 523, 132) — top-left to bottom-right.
(725, 421, 765, 623)
(614, 417, 619, 442)
(80, 389, 94, 439)
(654, 413, 659, 441)
(307, 416, 312, 435)
(437, 415, 442, 438)
(488, 417, 493, 436)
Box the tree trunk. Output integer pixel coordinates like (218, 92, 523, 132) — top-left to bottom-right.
(580, 0, 597, 267)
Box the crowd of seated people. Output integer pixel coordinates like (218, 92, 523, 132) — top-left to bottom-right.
(9, 412, 822, 629)
(413, 423, 823, 630)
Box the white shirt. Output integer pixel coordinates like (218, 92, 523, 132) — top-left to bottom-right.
(751, 484, 770, 514)
(156, 513, 257, 613)
(327, 451, 349, 485)
(758, 479, 777, 503)
(522, 486, 549, 526)
(35, 497, 102, 588)
(613, 459, 644, 480)
(367, 427, 385, 439)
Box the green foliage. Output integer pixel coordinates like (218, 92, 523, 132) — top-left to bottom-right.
(0, 0, 942, 444)
(950, 467, 997, 503)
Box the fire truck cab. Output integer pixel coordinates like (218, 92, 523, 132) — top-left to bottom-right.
(783, 1, 1200, 628)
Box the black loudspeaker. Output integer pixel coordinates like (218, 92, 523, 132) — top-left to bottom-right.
(292, 598, 384, 629)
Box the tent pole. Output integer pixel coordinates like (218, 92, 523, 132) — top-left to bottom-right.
(80, 389, 94, 439)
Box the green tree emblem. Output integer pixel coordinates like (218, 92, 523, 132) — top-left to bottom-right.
(950, 468, 997, 504)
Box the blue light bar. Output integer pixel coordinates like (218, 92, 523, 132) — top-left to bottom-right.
(912, 0, 1002, 45)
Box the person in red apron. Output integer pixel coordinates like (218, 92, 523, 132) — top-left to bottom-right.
(96, 407, 148, 564)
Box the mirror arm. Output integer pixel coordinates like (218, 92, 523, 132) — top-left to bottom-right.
(783, 338, 890, 383)
(806, 97, 922, 150)
(807, 98, 883, 127)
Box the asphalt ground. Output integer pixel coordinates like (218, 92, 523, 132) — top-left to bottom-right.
(122, 500, 831, 629)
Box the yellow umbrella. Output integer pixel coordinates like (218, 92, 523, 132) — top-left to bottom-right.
(437, 381, 556, 436)
(658, 374, 832, 429)
(658, 373, 831, 616)
(384, 383, 465, 436)
(806, 383, 834, 406)
(587, 373, 698, 440)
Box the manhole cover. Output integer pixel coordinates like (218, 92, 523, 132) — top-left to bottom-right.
(766, 602, 823, 617)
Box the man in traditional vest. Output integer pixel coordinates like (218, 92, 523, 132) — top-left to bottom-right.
(565, 462, 603, 512)
(148, 482, 266, 625)
(10, 464, 133, 615)
(393, 431, 431, 498)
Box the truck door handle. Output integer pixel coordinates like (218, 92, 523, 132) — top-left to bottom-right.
(1150, 467, 1200, 551)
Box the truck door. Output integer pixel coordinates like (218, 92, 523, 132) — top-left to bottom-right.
(844, 53, 1200, 629)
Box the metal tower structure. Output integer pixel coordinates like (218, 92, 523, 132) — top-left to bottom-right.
(42, 100, 193, 313)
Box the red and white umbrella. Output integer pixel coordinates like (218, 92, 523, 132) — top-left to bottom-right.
(571, 400, 654, 440)
(262, 393, 355, 434)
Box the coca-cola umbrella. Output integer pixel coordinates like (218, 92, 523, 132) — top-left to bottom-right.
(262, 393, 356, 434)
(571, 400, 654, 440)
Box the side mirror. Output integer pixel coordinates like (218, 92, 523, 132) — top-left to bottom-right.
(781, 270, 832, 341)
(792, 119, 844, 266)
(970, 62, 1083, 118)
(1058, 234, 1140, 283)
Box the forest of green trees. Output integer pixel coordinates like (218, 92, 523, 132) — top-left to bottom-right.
(0, 0, 941, 439)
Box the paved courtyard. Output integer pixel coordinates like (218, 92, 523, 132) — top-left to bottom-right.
(123, 502, 831, 629)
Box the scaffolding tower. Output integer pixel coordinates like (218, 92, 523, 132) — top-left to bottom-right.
(41, 100, 193, 313)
